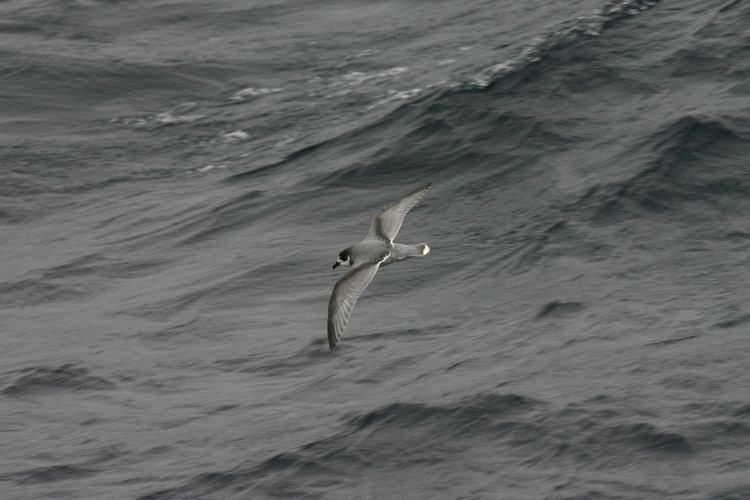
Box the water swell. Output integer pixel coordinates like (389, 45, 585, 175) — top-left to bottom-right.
(573, 115, 750, 220)
(4, 0, 749, 498)
(221, 0, 663, 187)
(2, 364, 116, 396)
(0, 254, 165, 306)
(462, 0, 661, 90)
(1, 464, 98, 485)
(139, 393, 543, 499)
(139, 393, 695, 499)
(347, 393, 539, 431)
(0, 52, 235, 108)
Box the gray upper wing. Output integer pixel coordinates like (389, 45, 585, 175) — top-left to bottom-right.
(327, 262, 381, 350)
(366, 182, 431, 243)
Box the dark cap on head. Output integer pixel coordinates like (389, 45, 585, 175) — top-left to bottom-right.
(333, 248, 352, 269)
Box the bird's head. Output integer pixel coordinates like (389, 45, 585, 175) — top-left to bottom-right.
(332, 247, 353, 269)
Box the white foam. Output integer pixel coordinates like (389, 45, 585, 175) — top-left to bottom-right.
(366, 88, 423, 110)
(465, 0, 660, 91)
(275, 136, 297, 147)
(230, 87, 282, 101)
(222, 130, 249, 142)
(114, 102, 204, 128)
(154, 112, 204, 125)
(340, 67, 409, 87)
(197, 164, 227, 173)
(382, 66, 408, 77)
(393, 88, 421, 99)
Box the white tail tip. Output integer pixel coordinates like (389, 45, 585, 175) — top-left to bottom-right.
(422, 244, 430, 255)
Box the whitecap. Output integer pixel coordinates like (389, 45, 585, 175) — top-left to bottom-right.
(222, 130, 249, 142)
(275, 136, 297, 147)
(390, 88, 421, 99)
(462, 0, 660, 91)
(197, 164, 228, 173)
(356, 49, 376, 58)
(367, 88, 423, 110)
(154, 112, 204, 125)
(230, 87, 282, 101)
(381, 66, 408, 77)
(340, 67, 408, 87)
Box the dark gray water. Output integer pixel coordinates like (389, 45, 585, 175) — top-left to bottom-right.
(2, 0, 750, 498)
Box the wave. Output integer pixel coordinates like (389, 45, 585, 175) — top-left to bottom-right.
(536, 300, 586, 319)
(139, 392, 697, 499)
(2, 364, 115, 396)
(221, 0, 663, 186)
(0, 51, 237, 108)
(571, 115, 750, 221)
(346, 393, 539, 431)
(715, 313, 750, 329)
(709, 485, 750, 500)
(139, 393, 543, 499)
(460, 0, 661, 90)
(0, 254, 164, 307)
(603, 422, 691, 454)
(1, 464, 97, 485)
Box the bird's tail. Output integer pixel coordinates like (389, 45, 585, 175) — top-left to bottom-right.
(387, 243, 430, 263)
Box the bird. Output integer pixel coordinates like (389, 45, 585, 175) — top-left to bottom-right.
(327, 182, 432, 350)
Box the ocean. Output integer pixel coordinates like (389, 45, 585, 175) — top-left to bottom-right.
(2, 0, 750, 498)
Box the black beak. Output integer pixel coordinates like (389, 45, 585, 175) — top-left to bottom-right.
(332, 262, 339, 269)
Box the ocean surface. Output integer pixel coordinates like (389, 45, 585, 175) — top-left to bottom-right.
(2, 0, 750, 498)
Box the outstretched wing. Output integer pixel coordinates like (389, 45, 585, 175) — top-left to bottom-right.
(327, 262, 381, 350)
(366, 182, 431, 243)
